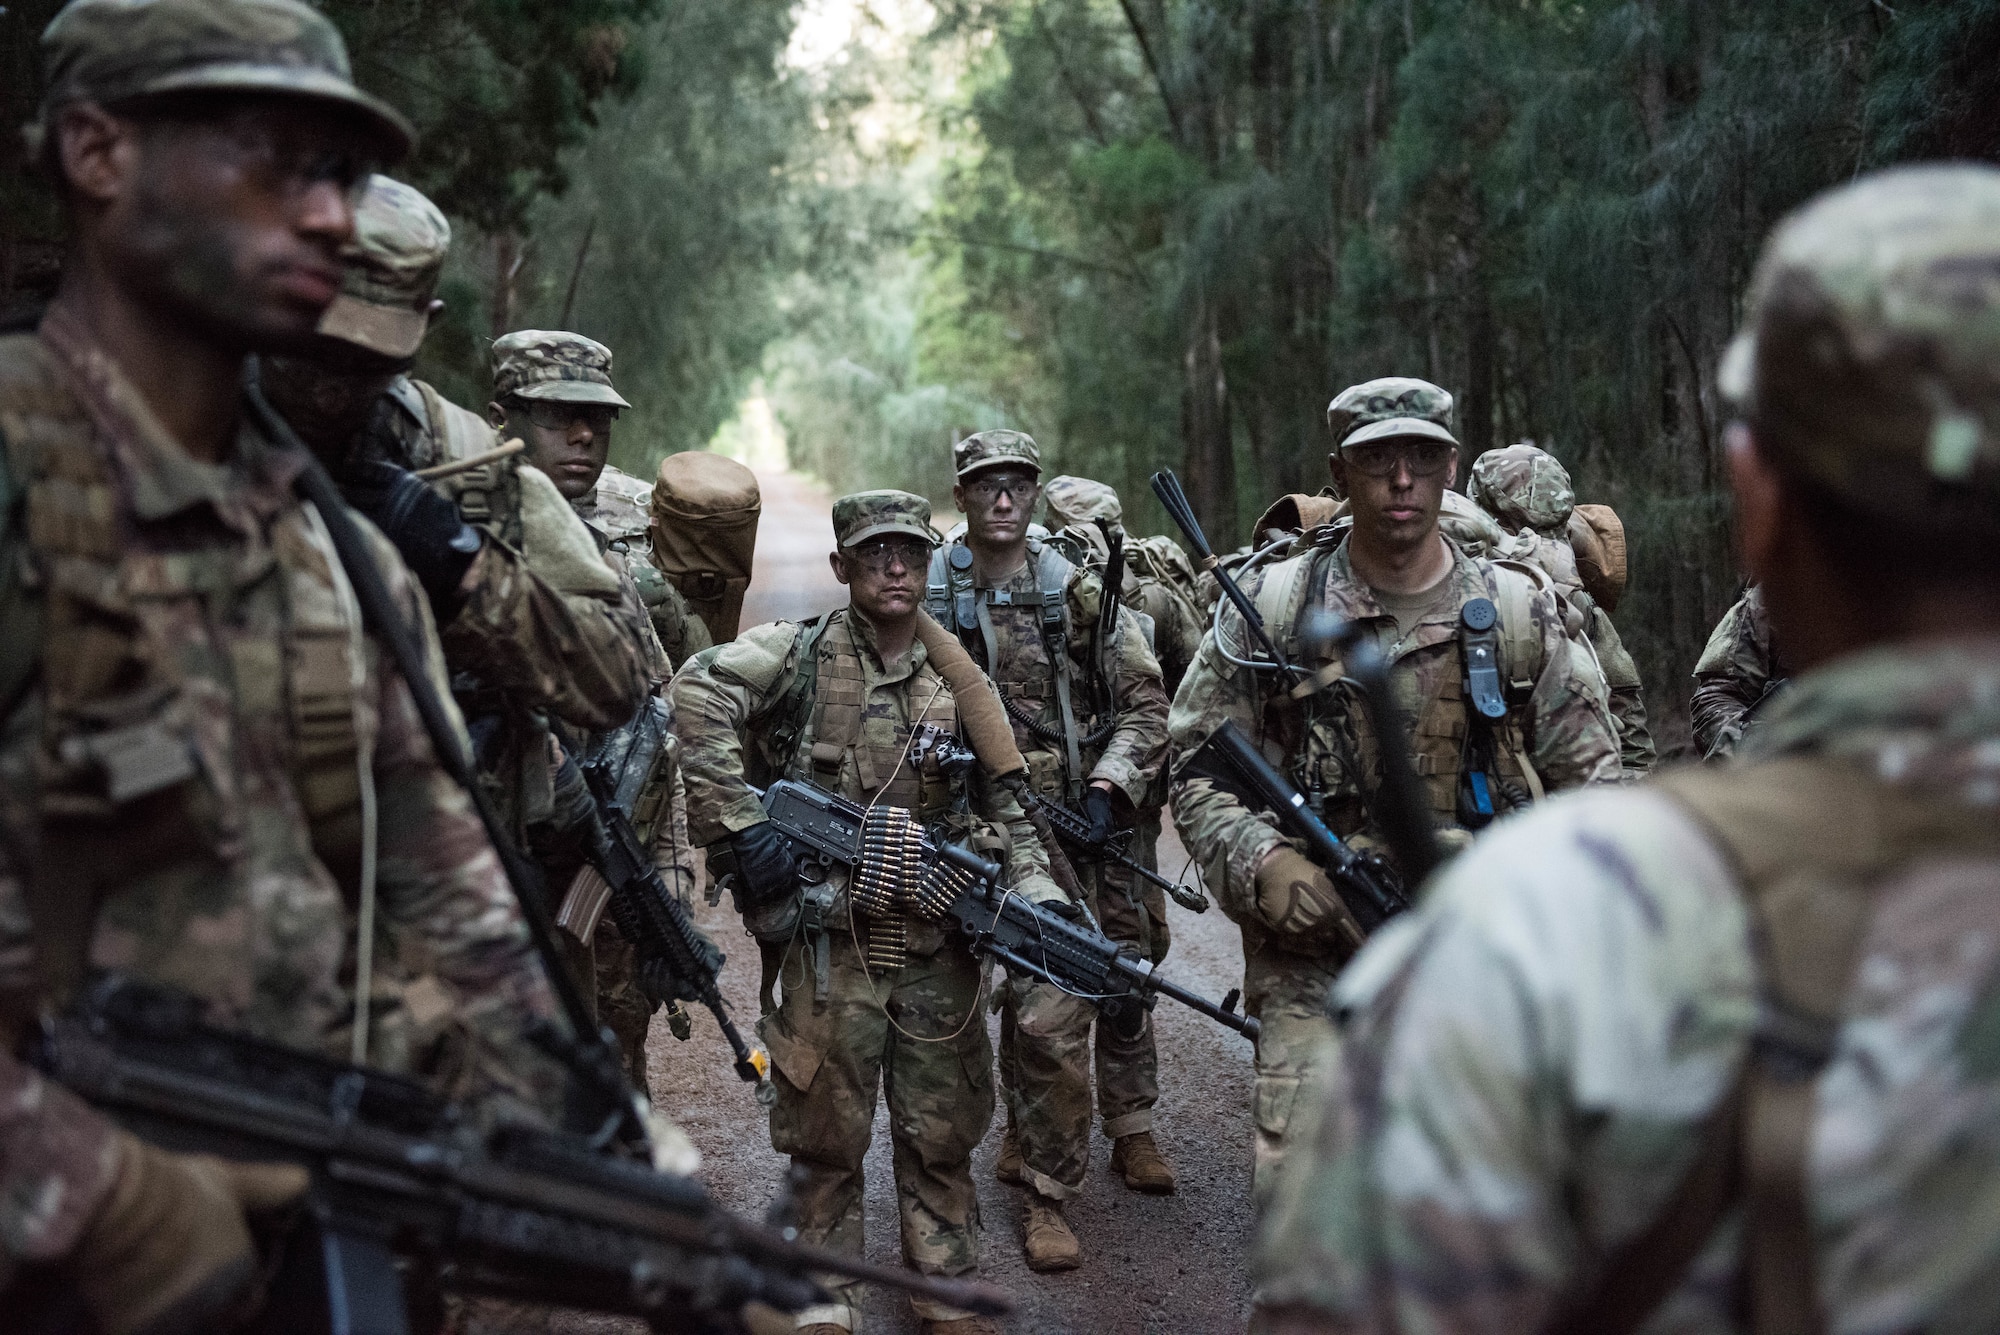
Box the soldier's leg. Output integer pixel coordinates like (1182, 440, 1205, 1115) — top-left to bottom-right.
(882, 942, 994, 1324)
(591, 916, 654, 1091)
(1093, 849, 1175, 1193)
(1243, 948, 1340, 1207)
(762, 934, 889, 1331)
(993, 977, 1023, 1184)
(1005, 973, 1096, 1200)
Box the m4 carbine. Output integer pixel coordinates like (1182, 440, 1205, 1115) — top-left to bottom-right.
(1022, 791, 1210, 914)
(34, 974, 1009, 1335)
(757, 777, 1259, 1041)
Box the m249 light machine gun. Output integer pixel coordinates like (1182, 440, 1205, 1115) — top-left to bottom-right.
(32, 974, 1011, 1335)
(756, 777, 1260, 1041)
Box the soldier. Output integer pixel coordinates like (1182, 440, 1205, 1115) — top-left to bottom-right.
(1043, 474, 1206, 696)
(1466, 441, 1658, 776)
(1691, 582, 1789, 759)
(926, 435, 1173, 1270)
(671, 490, 1060, 1335)
(0, 1, 569, 1328)
(1253, 164, 2000, 1335)
(1167, 377, 1620, 1202)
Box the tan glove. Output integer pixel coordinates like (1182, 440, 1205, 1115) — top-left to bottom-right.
(1253, 847, 1365, 955)
(73, 1129, 309, 1335)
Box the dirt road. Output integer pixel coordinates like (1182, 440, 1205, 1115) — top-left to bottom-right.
(653, 466, 1257, 1333)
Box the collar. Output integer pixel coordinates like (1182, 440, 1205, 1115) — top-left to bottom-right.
(842, 605, 929, 682)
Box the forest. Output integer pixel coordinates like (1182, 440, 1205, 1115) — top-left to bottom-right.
(5, 0, 2000, 744)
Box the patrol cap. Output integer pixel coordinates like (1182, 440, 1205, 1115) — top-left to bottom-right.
(29, 0, 413, 160)
(1720, 164, 2000, 534)
(1326, 377, 1458, 450)
(833, 490, 939, 549)
(492, 330, 631, 409)
(1468, 442, 1575, 533)
(1043, 475, 1122, 528)
(953, 429, 1041, 480)
(315, 175, 447, 360)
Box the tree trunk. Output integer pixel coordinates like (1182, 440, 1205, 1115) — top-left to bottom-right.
(1181, 299, 1237, 547)
(491, 230, 522, 339)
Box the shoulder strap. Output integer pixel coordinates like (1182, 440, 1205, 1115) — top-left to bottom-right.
(762, 612, 832, 766)
(1486, 558, 1549, 700)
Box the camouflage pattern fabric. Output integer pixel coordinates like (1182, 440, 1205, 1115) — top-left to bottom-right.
(317, 175, 447, 360)
(1043, 474, 1121, 528)
(1467, 441, 1576, 533)
(952, 429, 1041, 479)
(0, 313, 565, 1267)
(1092, 836, 1171, 1138)
(833, 487, 939, 547)
(1325, 377, 1457, 449)
(28, 0, 413, 157)
(1253, 635, 2000, 1333)
(672, 601, 1058, 1328)
(491, 330, 630, 408)
(1692, 584, 1786, 760)
(1168, 537, 1618, 1195)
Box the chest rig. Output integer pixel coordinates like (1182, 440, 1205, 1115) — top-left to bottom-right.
(926, 538, 1089, 800)
(385, 378, 524, 550)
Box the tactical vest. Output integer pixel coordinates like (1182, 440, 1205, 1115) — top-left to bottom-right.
(0, 330, 369, 1014)
(1247, 539, 1550, 833)
(1549, 758, 2000, 1335)
(387, 377, 524, 549)
(925, 538, 1092, 800)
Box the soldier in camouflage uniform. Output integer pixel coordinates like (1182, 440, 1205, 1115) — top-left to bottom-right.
(928, 437, 1173, 1270)
(1043, 475, 1206, 696)
(1466, 441, 1657, 776)
(1254, 164, 2000, 1335)
(672, 490, 1059, 1335)
(1168, 378, 1620, 1204)
(0, 3, 571, 1328)
(1691, 582, 1788, 759)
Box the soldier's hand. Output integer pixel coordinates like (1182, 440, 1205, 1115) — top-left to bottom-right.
(730, 820, 800, 909)
(339, 459, 484, 622)
(1083, 784, 1119, 846)
(74, 1129, 309, 1335)
(1253, 847, 1364, 954)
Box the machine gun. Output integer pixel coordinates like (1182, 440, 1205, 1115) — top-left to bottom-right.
(569, 700, 771, 1090)
(757, 777, 1259, 1041)
(33, 974, 1010, 1335)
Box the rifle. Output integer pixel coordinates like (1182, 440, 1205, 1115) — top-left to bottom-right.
(1182, 720, 1408, 932)
(1022, 791, 1210, 914)
(33, 974, 1011, 1335)
(757, 777, 1259, 1041)
(567, 702, 773, 1091)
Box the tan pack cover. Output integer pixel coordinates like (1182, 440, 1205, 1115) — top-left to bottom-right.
(649, 451, 761, 643)
(1253, 491, 1344, 539)
(1568, 503, 1628, 612)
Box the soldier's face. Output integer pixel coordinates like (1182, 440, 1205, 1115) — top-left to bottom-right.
(62, 96, 378, 351)
(1333, 437, 1457, 551)
(832, 536, 927, 623)
(508, 399, 615, 500)
(955, 467, 1041, 549)
(262, 342, 406, 457)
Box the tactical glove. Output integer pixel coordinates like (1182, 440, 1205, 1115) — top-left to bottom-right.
(1253, 846, 1364, 955)
(1083, 785, 1118, 847)
(339, 459, 484, 625)
(74, 1128, 309, 1335)
(730, 820, 800, 910)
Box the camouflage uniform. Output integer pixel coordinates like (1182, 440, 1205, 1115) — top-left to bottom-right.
(1691, 583, 1787, 760)
(572, 459, 715, 667)
(1169, 379, 1620, 1201)
(1253, 164, 2000, 1335)
(672, 490, 1058, 1330)
(0, 0, 568, 1279)
(930, 439, 1172, 1208)
(1467, 442, 1657, 776)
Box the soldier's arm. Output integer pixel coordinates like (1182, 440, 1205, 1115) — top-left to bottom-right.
(1165, 620, 1288, 922)
(667, 621, 802, 845)
(1252, 789, 1753, 1332)
(1690, 593, 1769, 759)
(1073, 574, 1172, 804)
(1526, 588, 1622, 790)
(362, 528, 566, 1113)
(970, 765, 1060, 900)
(441, 462, 652, 733)
(1587, 604, 1657, 776)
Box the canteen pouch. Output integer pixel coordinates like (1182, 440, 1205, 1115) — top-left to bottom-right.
(650, 451, 761, 642)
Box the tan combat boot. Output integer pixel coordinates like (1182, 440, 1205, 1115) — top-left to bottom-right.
(1110, 1131, 1178, 1195)
(1021, 1192, 1082, 1272)
(994, 1121, 1024, 1186)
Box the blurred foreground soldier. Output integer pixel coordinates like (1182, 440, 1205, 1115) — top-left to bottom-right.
(1692, 582, 1790, 759)
(1168, 378, 1619, 1201)
(929, 436, 1172, 1268)
(0, 0, 568, 1328)
(1254, 164, 2000, 1334)
(1467, 441, 1657, 775)
(672, 490, 1060, 1335)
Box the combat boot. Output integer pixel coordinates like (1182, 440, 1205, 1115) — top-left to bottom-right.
(923, 1318, 1005, 1335)
(1021, 1192, 1082, 1272)
(1111, 1130, 1178, 1194)
(994, 1120, 1024, 1185)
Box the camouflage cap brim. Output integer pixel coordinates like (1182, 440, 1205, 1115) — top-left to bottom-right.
(316, 291, 427, 359)
(135, 62, 414, 157)
(1339, 417, 1458, 449)
(511, 379, 632, 409)
(842, 518, 940, 548)
(956, 454, 1042, 480)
